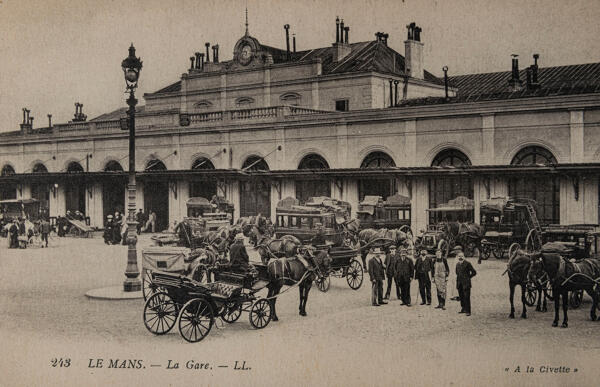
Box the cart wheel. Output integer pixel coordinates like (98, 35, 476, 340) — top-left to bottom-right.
(543, 281, 555, 301)
(143, 292, 179, 335)
(438, 240, 449, 258)
(178, 298, 214, 343)
(480, 243, 491, 260)
(316, 275, 331, 292)
(221, 301, 242, 323)
(524, 282, 538, 307)
(464, 242, 477, 258)
(525, 229, 540, 252)
(492, 245, 504, 259)
(508, 243, 521, 261)
(346, 259, 364, 290)
(569, 290, 583, 309)
(249, 298, 272, 329)
(142, 270, 165, 301)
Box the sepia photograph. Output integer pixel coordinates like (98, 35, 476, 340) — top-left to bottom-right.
(1, 0, 599, 385)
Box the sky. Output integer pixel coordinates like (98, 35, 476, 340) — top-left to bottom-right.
(0, 0, 599, 132)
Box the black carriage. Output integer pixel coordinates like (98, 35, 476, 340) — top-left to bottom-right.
(355, 194, 412, 236)
(143, 263, 272, 343)
(313, 245, 364, 292)
(479, 197, 543, 260)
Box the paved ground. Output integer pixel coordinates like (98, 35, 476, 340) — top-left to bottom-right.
(0, 235, 598, 387)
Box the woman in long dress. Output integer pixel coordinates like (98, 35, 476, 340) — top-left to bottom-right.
(433, 249, 450, 309)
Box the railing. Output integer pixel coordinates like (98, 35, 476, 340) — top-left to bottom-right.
(189, 111, 223, 123)
(94, 120, 121, 130)
(286, 106, 329, 116)
(55, 122, 90, 132)
(186, 105, 331, 126)
(230, 106, 279, 120)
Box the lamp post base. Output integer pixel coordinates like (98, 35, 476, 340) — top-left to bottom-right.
(123, 279, 142, 292)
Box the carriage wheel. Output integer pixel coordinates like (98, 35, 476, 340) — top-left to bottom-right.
(464, 241, 477, 258)
(543, 280, 555, 301)
(437, 240, 449, 258)
(142, 270, 166, 301)
(525, 229, 540, 252)
(524, 282, 538, 307)
(249, 298, 272, 329)
(508, 243, 521, 261)
(178, 298, 214, 343)
(492, 245, 504, 259)
(316, 275, 331, 292)
(569, 290, 583, 309)
(221, 301, 242, 323)
(479, 243, 491, 260)
(346, 259, 364, 290)
(143, 292, 179, 335)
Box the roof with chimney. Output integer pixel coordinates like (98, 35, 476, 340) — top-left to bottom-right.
(90, 105, 146, 122)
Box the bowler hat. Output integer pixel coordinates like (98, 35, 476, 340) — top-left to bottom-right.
(371, 247, 382, 254)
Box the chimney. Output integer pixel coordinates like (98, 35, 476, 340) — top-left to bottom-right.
(205, 42, 210, 62)
(389, 79, 393, 107)
(212, 45, 219, 63)
(48, 114, 52, 128)
(382, 33, 389, 46)
(333, 17, 351, 61)
(293, 33, 296, 53)
(194, 52, 201, 69)
(199, 53, 204, 70)
(336, 17, 340, 43)
(344, 26, 349, 44)
(375, 32, 381, 42)
(394, 80, 399, 106)
(340, 19, 344, 42)
(508, 54, 523, 90)
(21, 108, 31, 133)
(404, 22, 424, 80)
(284, 24, 291, 60)
(442, 66, 449, 100)
(190, 56, 195, 70)
(531, 53, 540, 87)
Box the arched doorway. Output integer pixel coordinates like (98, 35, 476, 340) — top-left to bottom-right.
(359, 151, 396, 200)
(31, 163, 50, 217)
(1, 164, 17, 200)
(240, 156, 271, 217)
(190, 157, 217, 199)
(103, 160, 125, 224)
(428, 149, 473, 223)
(65, 161, 85, 214)
(144, 159, 169, 232)
(296, 153, 331, 203)
(508, 146, 559, 225)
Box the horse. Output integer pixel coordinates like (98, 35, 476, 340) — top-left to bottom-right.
(505, 250, 547, 319)
(442, 222, 483, 256)
(255, 234, 302, 263)
(238, 214, 273, 246)
(266, 248, 331, 320)
(528, 253, 600, 327)
(356, 228, 411, 268)
(186, 246, 222, 283)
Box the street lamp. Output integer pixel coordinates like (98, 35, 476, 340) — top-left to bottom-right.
(121, 43, 143, 292)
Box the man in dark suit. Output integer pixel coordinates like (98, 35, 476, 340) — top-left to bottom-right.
(455, 251, 477, 316)
(414, 249, 433, 305)
(394, 247, 414, 306)
(367, 247, 387, 306)
(384, 245, 400, 300)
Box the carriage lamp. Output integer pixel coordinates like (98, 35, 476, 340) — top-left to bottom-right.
(121, 44, 143, 293)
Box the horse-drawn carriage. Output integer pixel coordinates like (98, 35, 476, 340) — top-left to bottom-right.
(186, 196, 233, 228)
(415, 197, 481, 258)
(479, 197, 543, 260)
(143, 262, 273, 343)
(273, 197, 363, 291)
(356, 194, 412, 236)
(0, 198, 41, 238)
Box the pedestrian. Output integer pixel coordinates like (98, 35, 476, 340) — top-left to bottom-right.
(40, 218, 51, 248)
(311, 223, 326, 246)
(8, 220, 19, 248)
(414, 249, 433, 305)
(455, 251, 477, 316)
(394, 247, 414, 306)
(384, 245, 400, 300)
(367, 247, 386, 307)
(136, 209, 144, 234)
(104, 215, 114, 245)
(432, 248, 450, 310)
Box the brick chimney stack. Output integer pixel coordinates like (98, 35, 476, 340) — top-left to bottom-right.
(333, 17, 351, 62)
(404, 22, 424, 80)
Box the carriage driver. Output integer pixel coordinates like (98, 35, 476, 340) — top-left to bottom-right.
(229, 233, 258, 277)
(310, 223, 327, 246)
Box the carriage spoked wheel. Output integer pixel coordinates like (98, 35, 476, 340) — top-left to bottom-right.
(524, 281, 538, 307)
(178, 298, 214, 343)
(464, 241, 478, 258)
(249, 298, 272, 329)
(492, 245, 505, 259)
(569, 290, 583, 309)
(315, 275, 331, 292)
(525, 229, 541, 252)
(346, 259, 364, 290)
(543, 280, 555, 301)
(143, 292, 179, 335)
(221, 301, 242, 323)
(142, 270, 166, 301)
(508, 243, 521, 261)
(479, 243, 491, 260)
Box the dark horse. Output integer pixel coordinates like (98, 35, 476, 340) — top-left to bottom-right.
(506, 250, 547, 319)
(528, 253, 600, 327)
(266, 249, 331, 320)
(256, 234, 302, 263)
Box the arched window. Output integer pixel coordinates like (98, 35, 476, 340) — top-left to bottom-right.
(242, 155, 269, 171)
(428, 148, 473, 223)
(192, 157, 215, 170)
(145, 159, 167, 171)
(193, 100, 213, 110)
(359, 151, 396, 200)
(509, 146, 559, 225)
(104, 160, 123, 171)
(297, 154, 330, 203)
(240, 156, 271, 217)
(190, 157, 216, 199)
(1, 164, 16, 176)
(236, 97, 255, 108)
(32, 163, 48, 173)
(280, 92, 301, 106)
(66, 162, 84, 173)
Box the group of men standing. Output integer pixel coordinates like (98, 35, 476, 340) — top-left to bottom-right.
(367, 246, 477, 315)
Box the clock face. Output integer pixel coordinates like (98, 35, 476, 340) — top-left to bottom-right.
(240, 44, 252, 65)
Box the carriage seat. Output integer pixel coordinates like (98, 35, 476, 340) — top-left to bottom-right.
(205, 282, 242, 299)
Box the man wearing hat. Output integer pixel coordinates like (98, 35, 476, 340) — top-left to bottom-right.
(414, 250, 433, 305)
(103, 215, 114, 245)
(311, 222, 327, 246)
(230, 233, 252, 271)
(455, 251, 477, 316)
(367, 247, 387, 306)
(394, 247, 414, 306)
(384, 245, 400, 300)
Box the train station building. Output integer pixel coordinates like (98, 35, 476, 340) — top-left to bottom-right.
(1, 18, 600, 233)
